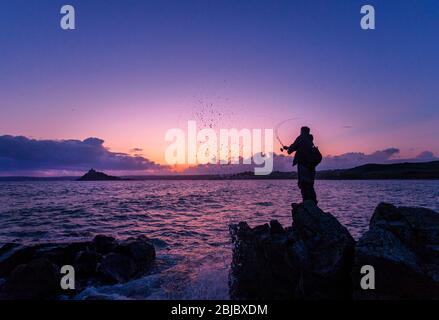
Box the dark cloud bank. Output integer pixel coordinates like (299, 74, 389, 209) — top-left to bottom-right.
(0, 135, 162, 175)
(0, 135, 437, 176)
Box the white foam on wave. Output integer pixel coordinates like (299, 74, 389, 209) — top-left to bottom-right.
(179, 264, 229, 300)
(74, 262, 230, 300)
(75, 273, 163, 300)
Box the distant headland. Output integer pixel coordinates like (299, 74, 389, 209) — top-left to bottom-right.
(126, 161, 439, 180)
(226, 160, 439, 180)
(77, 169, 122, 181)
(0, 161, 438, 181)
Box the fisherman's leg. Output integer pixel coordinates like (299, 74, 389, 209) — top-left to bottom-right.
(297, 164, 307, 202)
(300, 184, 307, 202)
(309, 184, 317, 204)
(300, 165, 317, 204)
(300, 183, 310, 202)
(309, 169, 318, 204)
(298, 179, 307, 202)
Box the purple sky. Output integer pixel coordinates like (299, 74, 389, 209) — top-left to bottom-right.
(0, 0, 438, 175)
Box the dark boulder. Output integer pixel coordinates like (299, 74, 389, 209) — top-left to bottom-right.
(97, 253, 137, 284)
(0, 242, 92, 279)
(230, 221, 294, 300)
(269, 219, 285, 234)
(229, 201, 356, 300)
(0, 244, 37, 277)
(97, 235, 155, 284)
(0, 258, 59, 300)
(74, 250, 102, 278)
(37, 242, 91, 267)
(93, 235, 117, 255)
(353, 203, 439, 299)
(289, 201, 356, 299)
(116, 236, 156, 271)
(0, 234, 156, 299)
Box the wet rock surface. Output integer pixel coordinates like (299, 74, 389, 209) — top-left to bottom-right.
(229, 201, 356, 300)
(353, 203, 439, 299)
(230, 201, 439, 300)
(0, 235, 155, 300)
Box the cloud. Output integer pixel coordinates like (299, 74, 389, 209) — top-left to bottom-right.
(415, 151, 437, 160)
(0, 135, 166, 175)
(180, 148, 438, 174)
(319, 148, 401, 170)
(1, 135, 436, 176)
(183, 148, 405, 174)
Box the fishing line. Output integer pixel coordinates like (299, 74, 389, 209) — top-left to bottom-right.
(274, 118, 297, 152)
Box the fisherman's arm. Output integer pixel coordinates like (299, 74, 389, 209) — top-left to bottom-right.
(286, 137, 301, 155)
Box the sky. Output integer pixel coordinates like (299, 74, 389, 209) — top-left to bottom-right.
(0, 0, 438, 175)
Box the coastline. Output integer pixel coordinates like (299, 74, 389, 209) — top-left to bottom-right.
(1, 161, 438, 181)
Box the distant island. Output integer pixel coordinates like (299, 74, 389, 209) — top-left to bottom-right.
(126, 160, 439, 180)
(77, 169, 122, 181)
(316, 161, 439, 180)
(223, 160, 439, 180)
(0, 161, 438, 181)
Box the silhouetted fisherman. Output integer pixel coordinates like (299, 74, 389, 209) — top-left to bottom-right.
(284, 126, 321, 204)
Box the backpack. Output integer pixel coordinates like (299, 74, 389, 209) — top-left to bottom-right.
(308, 146, 322, 168)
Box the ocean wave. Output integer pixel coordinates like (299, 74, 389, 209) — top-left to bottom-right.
(1, 180, 438, 298)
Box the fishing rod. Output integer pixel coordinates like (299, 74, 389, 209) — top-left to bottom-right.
(275, 118, 297, 152)
(276, 136, 285, 152)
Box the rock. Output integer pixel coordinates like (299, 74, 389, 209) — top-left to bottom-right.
(289, 201, 356, 299)
(0, 243, 21, 257)
(230, 221, 293, 300)
(97, 253, 137, 284)
(38, 242, 90, 267)
(0, 244, 37, 277)
(74, 250, 101, 278)
(270, 220, 285, 234)
(116, 236, 156, 271)
(0, 234, 156, 299)
(353, 203, 439, 299)
(0, 241, 93, 278)
(93, 235, 117, 255)
(229, 200, 356, 300)
(96, 236, 155, 284)
(0, 258, 59, 300)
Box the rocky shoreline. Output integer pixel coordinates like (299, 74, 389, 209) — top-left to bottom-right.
(1, 201, 438, 300)
(230, 201, 439, 300)
(0, 235, 155, 299)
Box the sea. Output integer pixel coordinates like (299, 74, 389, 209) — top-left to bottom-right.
(0, 180, 438, 299)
